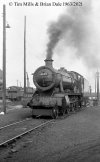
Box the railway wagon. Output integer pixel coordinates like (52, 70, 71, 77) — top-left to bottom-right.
(7, 86, 23, 101)
(28, 59, 90, 118)
(8, 86, 34, 102)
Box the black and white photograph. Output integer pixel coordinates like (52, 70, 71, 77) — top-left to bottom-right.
(0, 0, 100, 161)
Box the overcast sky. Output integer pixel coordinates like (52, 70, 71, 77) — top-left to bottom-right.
(0, 0, 100, 92)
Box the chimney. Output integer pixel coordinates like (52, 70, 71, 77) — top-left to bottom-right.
(44, 59, 53, 67)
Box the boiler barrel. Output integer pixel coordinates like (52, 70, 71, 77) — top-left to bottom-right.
(33, 66, 61, 91)
(33, 66, 74, 91)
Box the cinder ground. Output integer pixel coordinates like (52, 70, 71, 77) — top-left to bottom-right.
(0, 106, 32, 127)
(1, 106, 100, 162)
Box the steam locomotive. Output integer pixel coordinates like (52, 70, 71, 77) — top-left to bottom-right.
(28, 59, 90, 118)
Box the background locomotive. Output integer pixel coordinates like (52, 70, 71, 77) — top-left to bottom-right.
(28, 59, 90, 118)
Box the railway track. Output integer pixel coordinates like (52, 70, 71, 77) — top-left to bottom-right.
(0, 118, 31, 131)
(0, 106, 86, 148)
(0, 115, 41, 131)
(0, 117, 54, 147)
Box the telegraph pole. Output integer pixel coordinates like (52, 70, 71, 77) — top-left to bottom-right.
(17, 80, 18, 87)
(2, 4, 6, 114)
(24, 16, 26, 94)
(97, 71, 99, 104)
(26, 72, 29, 88)
(95, 73, 97, 97)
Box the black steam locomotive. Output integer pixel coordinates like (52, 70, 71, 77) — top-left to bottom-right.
(28, 59, 89, 118)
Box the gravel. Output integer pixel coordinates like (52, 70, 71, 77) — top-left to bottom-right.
(0, 106, 100, 162)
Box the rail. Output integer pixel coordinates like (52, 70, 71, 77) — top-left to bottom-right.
(0, 119, 54, 147)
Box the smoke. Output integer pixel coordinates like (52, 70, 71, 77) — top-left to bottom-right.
(46, 0, 100, 69)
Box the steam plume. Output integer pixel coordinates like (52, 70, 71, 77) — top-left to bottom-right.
(46, 0, 100, 69)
